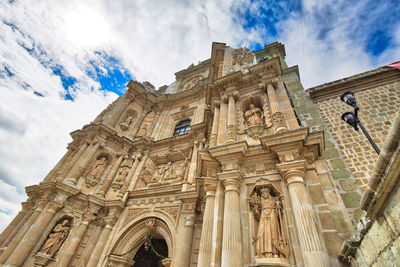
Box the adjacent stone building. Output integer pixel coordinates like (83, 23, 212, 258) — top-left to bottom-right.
(0, 42, 398, 267)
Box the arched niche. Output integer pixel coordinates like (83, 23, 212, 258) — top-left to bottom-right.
(108, 211, 176, 262)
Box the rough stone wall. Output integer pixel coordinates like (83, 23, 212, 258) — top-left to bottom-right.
(282, 67, 362, 228)
(353, 178, 400, 266)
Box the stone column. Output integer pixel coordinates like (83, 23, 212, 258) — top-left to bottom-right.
(174, 215, 195, 267)
(5, 201, 63, 266)
(210, 103, 220, 147)
(86, 217, 116, 267)
(97, 153, 125, 197)
(44, 148, 74, 182)
(59, 140, 90, 181)
(217, 99, 228, 145)
(220, 171, 242, 267)
(58, 214, 95, 267)
(266, 83, 287, 133)
(0, 200, 45, 263)
(118, 154, 142, 198)
(130, 108, 149, 138)
(105, 96, 130, 128)
(225, 94, 237, 144)
(0, 202, 32, 247)
(66, 141, 102, 185)
(130, 153, 148, 191)
(210, 181, 224, 267)
(184, 141, 200, 190)
(198, 178, 217, 267)
(278, 161, 329, 267)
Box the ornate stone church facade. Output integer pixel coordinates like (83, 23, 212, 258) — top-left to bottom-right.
(1, 42, 399, 267)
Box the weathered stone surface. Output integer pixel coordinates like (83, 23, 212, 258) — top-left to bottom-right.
(341, 192, 362, 208)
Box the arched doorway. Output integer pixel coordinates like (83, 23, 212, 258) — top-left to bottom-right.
(133, 235, 168, 267)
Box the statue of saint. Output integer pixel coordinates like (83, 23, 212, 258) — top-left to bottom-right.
(39, 219, 70, 256)
(124, 114, 134, 125)
(115, 167, 129, 183)
(250, 188, 289, 259)
(89, 157, 107, 180)
(245, 104, 264, 126)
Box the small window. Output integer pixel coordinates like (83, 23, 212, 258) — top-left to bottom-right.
(174, 120, 191, 136)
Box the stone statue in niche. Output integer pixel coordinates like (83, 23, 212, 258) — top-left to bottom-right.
(250, 188, 289, 259)
(136, 111, 155, 138)
(88, 156, 107, 181)
(245, 104, 264, 126)
(115, 167, 129, 183)
(124, 114, 135, 125)
(38, 219, 70, 257)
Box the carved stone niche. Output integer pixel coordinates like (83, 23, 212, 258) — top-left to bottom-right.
(86, 153, 112, 188)
(240, 95, 272, 139)
(248, 182, 289, 264)
(36, 216, 72, 261)
(119, 110, 137, 131)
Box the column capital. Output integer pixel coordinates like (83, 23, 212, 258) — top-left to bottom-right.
(82, 214, 97, 225)
(21, 201, 33, 211)
(46, 201, 64, 214)
(218, 171, 242, 193)
(203, 178, 218, 196)
(277, 160, 307, 185)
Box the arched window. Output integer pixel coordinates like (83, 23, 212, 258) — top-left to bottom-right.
(174, 120, 191, 136)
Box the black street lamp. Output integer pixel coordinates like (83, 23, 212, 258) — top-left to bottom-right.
(340, 91, 380, 155)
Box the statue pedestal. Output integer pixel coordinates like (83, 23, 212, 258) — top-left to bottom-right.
(246, 125, 265, 139)
(252, 257, 292, 267)
(33, 253, 55, 267)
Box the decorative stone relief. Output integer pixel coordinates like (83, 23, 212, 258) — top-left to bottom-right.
(185, 75, 202, 90)
(232, 47, 254, 66)
(156, 206, 180, 224)
(38, 219, 70, 257)
(125, 208, 150, 225)
(111, 167, 129, 191)
(272, 112, 286, 132)
(249, 187, 289, 259)
(145, 159, 189, 187)
(145, 218, 157, 232)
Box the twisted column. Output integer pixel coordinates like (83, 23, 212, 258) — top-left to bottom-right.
(0, 200, 46, 263)
(97, 153, 125, 197)
(220, 171, 242, 267)
(197, 178, 217, 267)
(58, 214, 96, 267)
(6, 201, 63, 266)
(86, 217, 117, 267)
(210, 102, 220, 147)
(278, 161, 329, 267)
(266, 83, 287, 133)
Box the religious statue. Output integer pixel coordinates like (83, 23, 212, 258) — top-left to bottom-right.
(88, 157, 107, 180)
(115, 167, 129, 183)
(140, 169, 152, 187)
(250, 188, 289, 259)
(39, 219, 70, 257)
(124, 114, 135, 125)
(152, 161, 171, 182)
(245, 104, 264, 126)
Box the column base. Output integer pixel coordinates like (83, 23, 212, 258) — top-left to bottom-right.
(303, 251, 330, 267)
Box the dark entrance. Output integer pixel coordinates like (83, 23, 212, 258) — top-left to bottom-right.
(133, 238, 168, 267)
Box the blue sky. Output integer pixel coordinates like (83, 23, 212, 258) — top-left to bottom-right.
(0, 0, 399, 230)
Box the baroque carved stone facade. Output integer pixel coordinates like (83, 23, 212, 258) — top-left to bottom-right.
(0, 42, 399, 267)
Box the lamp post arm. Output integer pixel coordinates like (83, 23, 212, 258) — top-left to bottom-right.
(356, 120, 380, 155)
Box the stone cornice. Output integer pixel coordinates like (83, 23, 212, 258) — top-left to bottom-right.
(307, 67, 400, 102)
(208, 140, 248, 159)
(174, 59, 211, 79)
(128, 183, 183, 199)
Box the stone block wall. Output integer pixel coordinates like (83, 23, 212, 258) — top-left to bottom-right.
(282, 67, 362, 229)
(314, 81, 400, 191)
(353, 178, 400, 266)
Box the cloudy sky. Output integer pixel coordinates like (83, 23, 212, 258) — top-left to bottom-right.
(0, 0, 399, 230)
